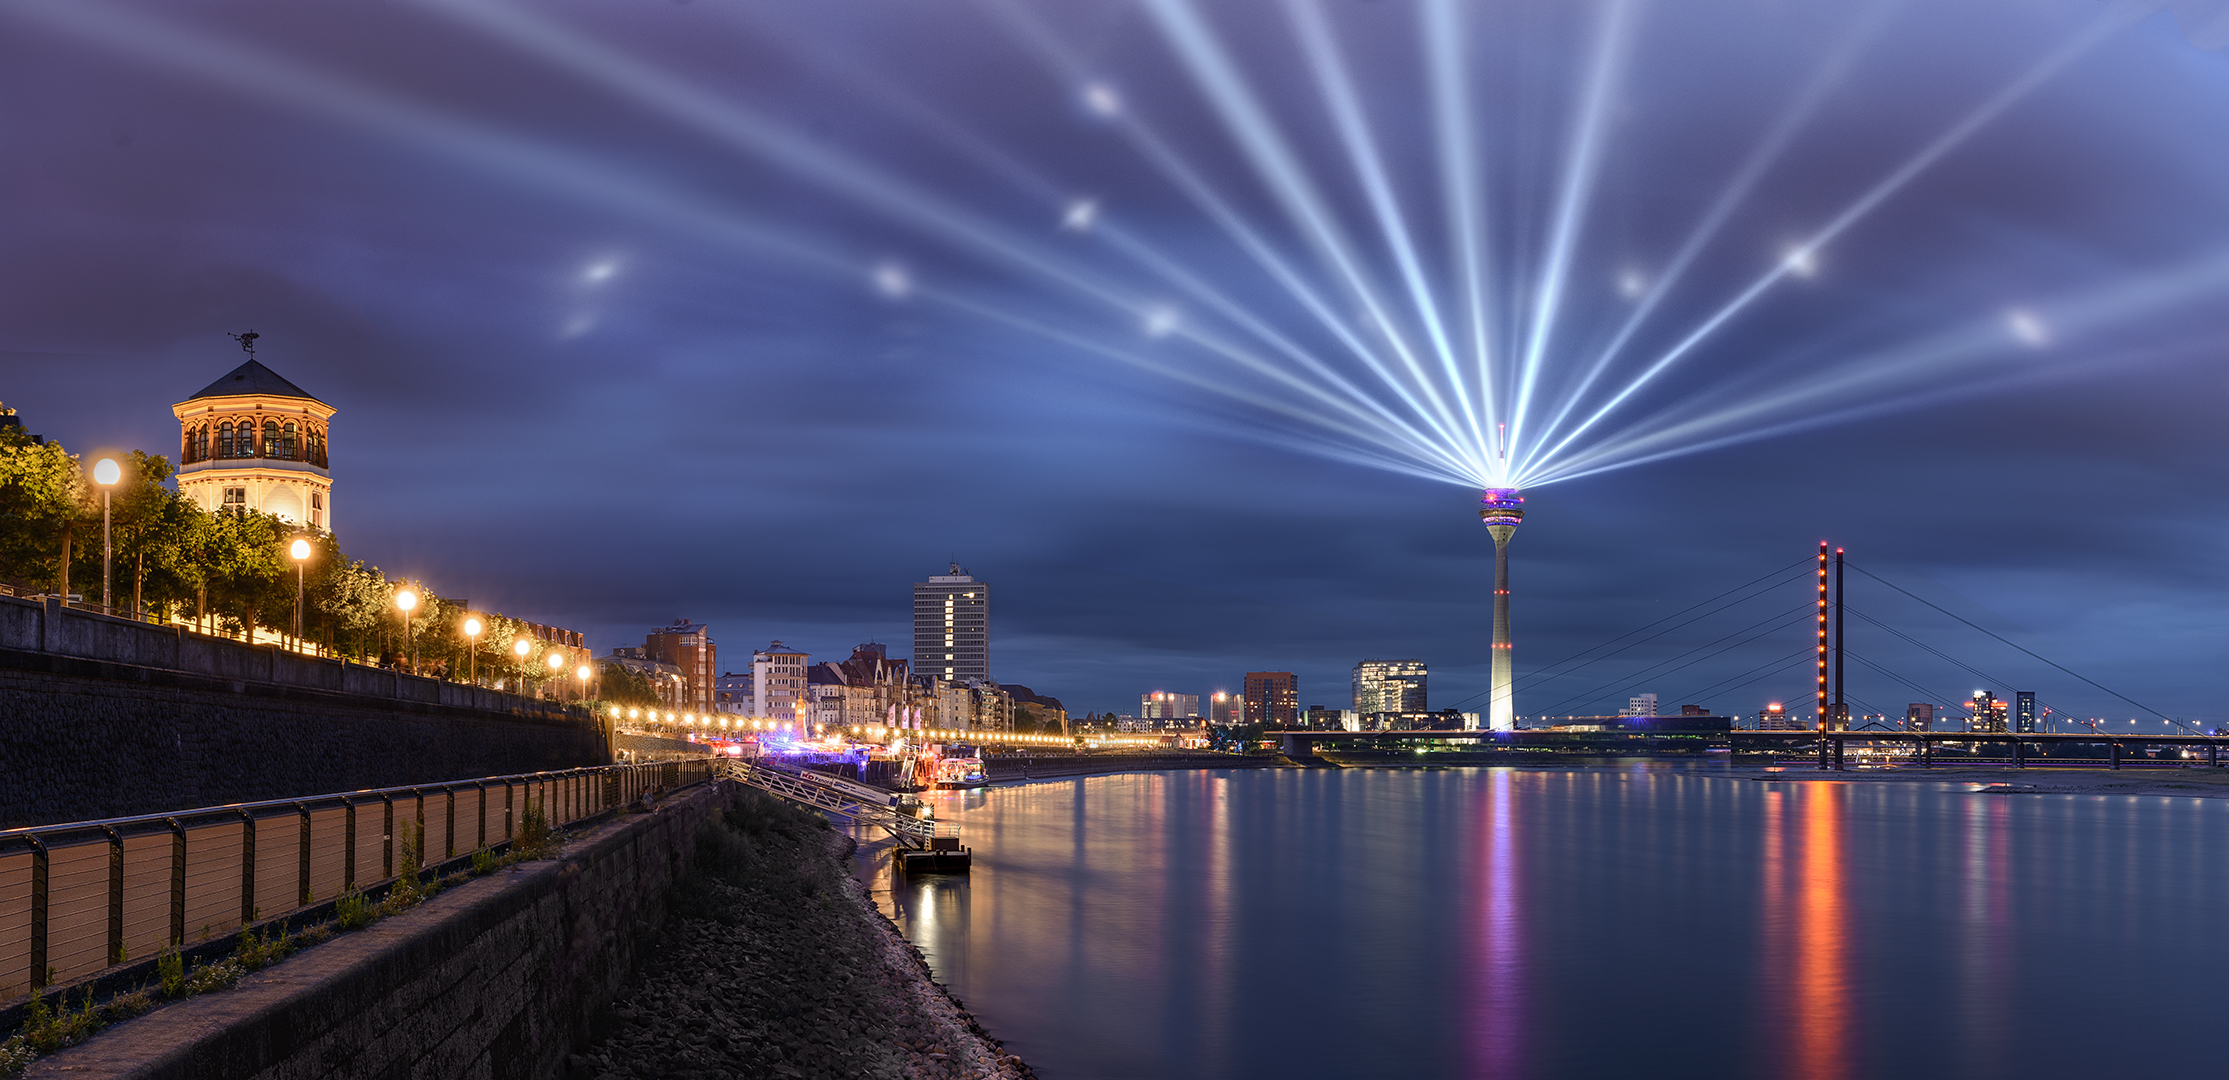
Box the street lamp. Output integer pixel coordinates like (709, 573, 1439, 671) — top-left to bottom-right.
(92, 458, 119, 615)
(395, 588, 419, 675)
(288, 537, 312, 649)
(462, 616, 483, 685)
(546, 651, 564, 703)
(513, 637, 532, 695)
(576, 662, 593, 703)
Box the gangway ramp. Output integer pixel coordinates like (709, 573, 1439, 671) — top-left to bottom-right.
(723, 759, 960, 857)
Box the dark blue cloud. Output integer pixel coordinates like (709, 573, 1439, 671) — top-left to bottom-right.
(4, 0, 2227, 725)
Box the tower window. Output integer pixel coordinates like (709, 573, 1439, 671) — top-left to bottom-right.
(221, 487, 246, 510)
(281, 422, 297, 461)
(261, 420, 280, 458)
(218, 422, 235, 459)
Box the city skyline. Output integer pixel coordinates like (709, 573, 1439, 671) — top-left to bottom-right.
(5, 2, 2228, 722)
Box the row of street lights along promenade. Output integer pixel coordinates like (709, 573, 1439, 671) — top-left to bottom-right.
(82, 457, 593, 696)
(603, 708, 1159, 749)
(83, 465, 1182, 733)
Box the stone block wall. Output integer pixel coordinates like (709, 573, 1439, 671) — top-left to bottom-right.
(26, 780, 736, 1080)
(0, 650, 607, 827)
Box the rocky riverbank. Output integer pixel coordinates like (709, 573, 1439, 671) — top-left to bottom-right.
(569, 789, 1034, 1080)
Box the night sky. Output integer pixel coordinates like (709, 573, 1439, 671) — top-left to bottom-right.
(5, 0, 2228, 725)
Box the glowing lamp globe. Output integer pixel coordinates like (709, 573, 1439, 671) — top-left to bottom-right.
(289, 538, 312, 562)
(92, 458, 120, 486)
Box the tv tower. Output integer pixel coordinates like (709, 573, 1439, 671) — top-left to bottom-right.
(1480, 488, 1525, 732)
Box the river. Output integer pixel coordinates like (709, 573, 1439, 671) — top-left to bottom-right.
(855, 764, 2229, 1079)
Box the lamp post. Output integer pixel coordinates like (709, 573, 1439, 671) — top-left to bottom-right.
(513, 638, 532, 697)
(546, 651, 564, 703)
(288, 537, 312, 650)
(92, 458, 119, 615)
(463, 616, 483, 685)
(576, 663, 593, 706)
(396, 588, 419, 675)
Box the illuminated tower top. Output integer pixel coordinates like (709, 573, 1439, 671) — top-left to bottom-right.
(1479, 488, 1524, 534)
(172, 355, 335, 533)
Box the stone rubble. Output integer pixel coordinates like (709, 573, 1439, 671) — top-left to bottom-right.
(569, 792, 1035, 1080)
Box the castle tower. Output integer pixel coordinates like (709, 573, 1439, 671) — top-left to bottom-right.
(172, 359, 335, 532)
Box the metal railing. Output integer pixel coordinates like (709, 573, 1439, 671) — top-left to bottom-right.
(724, 758, 953, 848)
(0, 757, 716, 1000)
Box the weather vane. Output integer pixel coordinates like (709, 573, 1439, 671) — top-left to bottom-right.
(228, 330, 259, 359)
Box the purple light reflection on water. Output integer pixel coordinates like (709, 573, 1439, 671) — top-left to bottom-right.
(853, 768, 2229, 1079)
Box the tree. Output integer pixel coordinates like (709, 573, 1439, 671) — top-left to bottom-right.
(110, 451, 200, 618)
(597, 661, 662, 709)
(313, 556, 389, 660)
(0, 425, 82, 593)
(203, 509, 289, 638)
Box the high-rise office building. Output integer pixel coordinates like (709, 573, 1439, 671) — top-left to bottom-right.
(1208, 692, 1244, 725)
(1140, 692, 1201, 719)
(1352, 659, 1428, 717)
(1623, 693, 1660, 718)
(1906, 703, 1935, 732)
(1243, 672, 1298, 727)
(914, 563, 989, 683)
(1971, 690, 2006, 733)
(2014, 691, 2037, 733)
(644, 620, 716, 713)
(1756, 703, 1792, 730)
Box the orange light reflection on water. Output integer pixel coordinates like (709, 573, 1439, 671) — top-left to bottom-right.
(1789, 788, 1849, 1080)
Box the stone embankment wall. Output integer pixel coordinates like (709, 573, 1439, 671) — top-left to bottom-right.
(0, 595, 605, 827)
(26, 780, 737, 1080)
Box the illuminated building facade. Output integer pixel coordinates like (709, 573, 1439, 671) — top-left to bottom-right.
(1756, 703, 1795, 730)
(1905, 703, 1935, 732)
(2014, 691, 2037, 733)
(1243, 672, 1298, 727)
(753, 641, 810, 726)
(1972, 690, 2007, 733)
(173, 360, 334, 531)
(1140, 692, 1200, 719)
(1353, 659, 1428, 720)
(913, 563, 989, 682)
(1208, 692, 1244, 725)
(644, 620, 716, 713)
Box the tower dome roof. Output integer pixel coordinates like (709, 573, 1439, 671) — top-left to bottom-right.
(184, 360, 324, 405)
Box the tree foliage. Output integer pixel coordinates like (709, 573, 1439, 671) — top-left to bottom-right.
(0, 430, 584, 688)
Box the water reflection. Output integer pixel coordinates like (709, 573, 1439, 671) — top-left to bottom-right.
(1463, 768, 1524, 1077)
(855, 768, 2229, 1080)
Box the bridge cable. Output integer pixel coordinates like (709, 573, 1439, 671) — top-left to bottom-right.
(1532, 606, 1817, 717)
(1443, 557, 1814, 711)
(1846, 562, 2181, 723)
(1508, 563, 1814, 695)
(1661, 646, 1816, 708)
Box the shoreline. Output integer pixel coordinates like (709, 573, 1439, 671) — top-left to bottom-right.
(573, 792, 1034, 1080)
